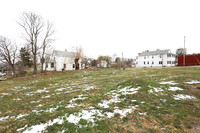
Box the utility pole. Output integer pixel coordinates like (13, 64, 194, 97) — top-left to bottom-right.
(183, 36, 186, 66)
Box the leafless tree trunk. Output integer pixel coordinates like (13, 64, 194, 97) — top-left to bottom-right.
(40, 21, 55, 72)
(73, 46, 84, 70)
(0, 36, 18, 77)
(18, 12, 43, 74)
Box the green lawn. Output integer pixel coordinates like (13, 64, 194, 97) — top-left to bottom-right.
(0, 67, 200, 133)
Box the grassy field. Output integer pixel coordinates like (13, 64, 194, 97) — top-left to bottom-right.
(0, 67, 200, 133)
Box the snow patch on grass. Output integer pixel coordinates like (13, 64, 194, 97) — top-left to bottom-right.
(148, 87, 164, 94)
(173, 94, 196, 100)
(159, 81, 178, 85)
(0, 116, 9, 121)
(185, 80, 200, 84)
(168, 87, 183, 91)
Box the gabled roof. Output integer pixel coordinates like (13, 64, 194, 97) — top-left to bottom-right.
(54, 50, 75, 57)
(140, 49, 171, 56)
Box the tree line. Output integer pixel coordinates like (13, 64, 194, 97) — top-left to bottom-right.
(0, 12, 55, 77)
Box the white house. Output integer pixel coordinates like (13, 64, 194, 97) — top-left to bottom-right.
(44, 50, 82, 71)
(135, 49, 175, 67)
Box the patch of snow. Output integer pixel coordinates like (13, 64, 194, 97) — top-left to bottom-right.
(159, 81, 178, 85)
(168, 87, 183, 91)
(118, 87, 140, 95)
(160, 99, 167, 102)
(23, 117, 63, 133)
(17, 125, 27, 132)
(0, 116, 9, 121)
(35, 88, 49, 93)
(42, 95, 51, 98)
(38, 104, 43, 107)
(1, 93, 11, 95)
(13, 98, 21, 100)
(30, 100, 41, 103)
(138, 112, 147, 116)
(83, 86, 95, 91)
(174, 94, 196, 100)
(185, 80, 200, 84)
(148, 87, 163, 93)
(105, 106, 137, 118)
(131, 100, 137, 102)
(16, 113, 29, 119)
(55, 88, 66, 91)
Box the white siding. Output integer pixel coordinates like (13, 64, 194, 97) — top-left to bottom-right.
(44, 56, 82, 71)
(136, 54, 175, 67)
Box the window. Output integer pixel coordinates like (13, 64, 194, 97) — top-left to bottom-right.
(159, 61, 163, 64)
(152, 61, 154, 64)
(147, 61, 149, 64)
(63, 64, 66, 69)
(167, 54, 171, 57)
(167, 61, 171, 64)
(136, 62, 138, 64)
(73, 64, 75, 68)
(144, 56, 146, 59)
(160, 55, 162, 58)
(144, 62, 146, 65)
(51, 63, 54, 68)
(136, 57, 138, 59)
(152, 56, 154, 59)
(46, 64, 48, 68)
(172, 61, 175, 64)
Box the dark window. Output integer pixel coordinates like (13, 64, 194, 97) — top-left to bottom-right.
(167, 54, 171, 57)
(159, 61, 163, 64)
(51, 63, 54, 68)
(144, 56, 146, 59)
(144, 62, 146, 65)
(172, 61, 175, 64)
(136, 62, 138, 64)
(152, 56, 154, 59)
(46, 64, 48, 68)
(152, 61, 154, 64)
(147, 61, 149, 64)
(160, 55, 162, 58)
(63, 64, 66, 69)
(167, 61, 171, 64)
(73, 64, 75, 68)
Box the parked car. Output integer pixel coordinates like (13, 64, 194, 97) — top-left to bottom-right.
(0, 72, 6, 77)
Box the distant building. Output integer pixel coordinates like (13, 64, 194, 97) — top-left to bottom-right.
(44, 50, 82, 71)
(178, 54, 200, 66)
(97, 60, 107, 68)
(135, 49, 176, 67)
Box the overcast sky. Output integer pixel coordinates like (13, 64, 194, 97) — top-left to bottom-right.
(0, 0, 200, 58)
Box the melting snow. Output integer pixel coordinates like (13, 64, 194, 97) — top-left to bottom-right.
(1, 93, 11, 95)
(16, 113, 29, 119)
(185, 80, 200, 84)
(159, 81, 178, 85)
(13, 98, 21, 100)
(55, 88, 66, 91)
(30, 100, 41, 103)
(0, 116, 9, 121)
(23, 118, 64, 133)
(168, 87, 183, 91)
(148, 87, 163, 93)
(173, 94, 196, 100)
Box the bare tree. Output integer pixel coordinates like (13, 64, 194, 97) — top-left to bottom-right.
(40, 21, 55, 72)
(73, 46, 84, 70)
(0, 36, 18, 77)
(18, 12, 44, 74)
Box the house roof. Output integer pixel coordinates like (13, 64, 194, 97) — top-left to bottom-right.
(139, 49, 171, 56)
(54, 50, 75, 57)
